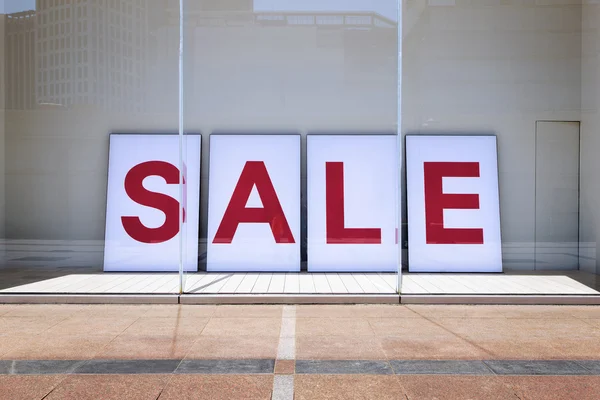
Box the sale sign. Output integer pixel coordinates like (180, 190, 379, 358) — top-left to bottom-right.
(406, 135, 502, 272)
(307, 135, 399, 272)
(103, 134, 201, 272)
(207, 134, 301, 272)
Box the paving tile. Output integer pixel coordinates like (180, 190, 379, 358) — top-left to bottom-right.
(399, 376, 517, 400)
(474, 338, 564, 360)
(45, 374, 169, 400)
(515, 319, 600, 339)
(73, 305, 152, 318)
(186, 335, 279, 359)
(2, 304, 85, 319)
(296, 336, 386, 360)
(274, 360, 295, 374)
(548, 337, 600, 359)
(583, 319, 600, 329)
(407, 305, 506, 319)
(213, 305, 283, 318)
(0, 375, 65, 400)
(436, 317, 600, 341)
(433, 318, 526, 340)
(11, 360, 85, 374)
(201, 318, 281, 336)
(0, 336, 33, 359)
(295, 375, 406, 400)
(391, 360, 493, 375)
(121, 317, 209, 336)
(568, 307, 600, 319)
(75, 359, 181, 374)
(485, 360, 591, 375)
(0, 360, 11, 374)
(296, 360, 393, 375)
(95, 335, 198, 359)
(369, 317, 454, 339)
(504, 376, 600, 400)
(272, 375, 294, 400)
(3, 334, 116, 360)
(0, 306, 15, 316)
(0, 316, 65, 335)
(46, 316, 138, 336)
(381, 336, 489, 360)
(296, 318, 374, 336)
(296, 305, 420, 318)
(497, 305, 585, 319)
(142, 305, 216, 318)
(159, 375, 273, 400)
(578, 360, 600, 373)
(176, 359, 274, 374)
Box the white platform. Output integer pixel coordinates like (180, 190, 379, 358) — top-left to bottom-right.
(1, 272, 598, 296)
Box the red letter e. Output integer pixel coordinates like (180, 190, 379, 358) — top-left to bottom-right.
(423, 162, 484, 245)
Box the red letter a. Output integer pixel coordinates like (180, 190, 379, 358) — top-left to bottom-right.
(213, 161, 295, 244)
(326, 162, 381, 244)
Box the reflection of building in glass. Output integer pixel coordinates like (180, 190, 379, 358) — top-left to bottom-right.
(177, 7, 397, 124)
(5, 10, 36, 110)
(35, 0, 149, 112)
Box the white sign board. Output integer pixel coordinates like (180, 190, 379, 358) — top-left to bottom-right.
(207, 135, 301, 272)
(307, 135, 398, 272)
(406, 135, 502, 272)
(103, 134, 201, 272)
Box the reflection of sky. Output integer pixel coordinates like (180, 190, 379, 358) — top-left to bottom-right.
(254, 0, 399, 21)
(0, 0, 397, 20)
(2, 0, 35, 14)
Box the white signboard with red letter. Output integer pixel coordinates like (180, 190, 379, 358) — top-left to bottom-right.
(207, 134, 301, 272)
(103, 134, 201, 272)
(406, 135, 502, 272)
(307, 135, 398, 272)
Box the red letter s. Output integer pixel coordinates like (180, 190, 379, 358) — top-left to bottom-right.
(122, 161, 184, 244)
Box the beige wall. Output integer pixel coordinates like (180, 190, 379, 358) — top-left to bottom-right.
(4, 1, 179, 241)
(2, 1, 600, 273)
(182, 10, 398, 245)
(581, 1, 600, 274)
(403, 1, 582, 270)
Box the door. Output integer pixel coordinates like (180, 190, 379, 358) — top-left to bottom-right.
(535, 121, 580, 270)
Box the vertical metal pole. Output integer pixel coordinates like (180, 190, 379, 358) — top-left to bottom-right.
(178, 0, 185, 294)
(396, 0, 403, 295)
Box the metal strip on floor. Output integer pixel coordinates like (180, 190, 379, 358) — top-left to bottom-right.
(1, 359, 600, 375)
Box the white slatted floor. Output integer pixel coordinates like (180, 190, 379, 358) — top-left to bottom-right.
(1, 272, 598, 295)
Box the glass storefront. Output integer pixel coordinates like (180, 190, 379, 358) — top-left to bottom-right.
(1, 0, 599, 297)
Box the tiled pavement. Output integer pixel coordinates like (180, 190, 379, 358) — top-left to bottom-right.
(0, 304, 600, 399)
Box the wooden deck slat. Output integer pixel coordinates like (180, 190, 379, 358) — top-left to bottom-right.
(299, 274, 316, 293)
(267, 274, 285, 293)
(338, 274, 364, 293)
(284, 273, 300, 293)
(312, 274, 332, 294)
(219, 273, 246, 293)
(353, 274, 382, 294)
(235, 273, 260, 293)
(325, 274, 348, 294)
(252, 274, 273, 293)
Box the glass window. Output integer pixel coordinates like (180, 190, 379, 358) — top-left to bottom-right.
(2, 0, 599, 300)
